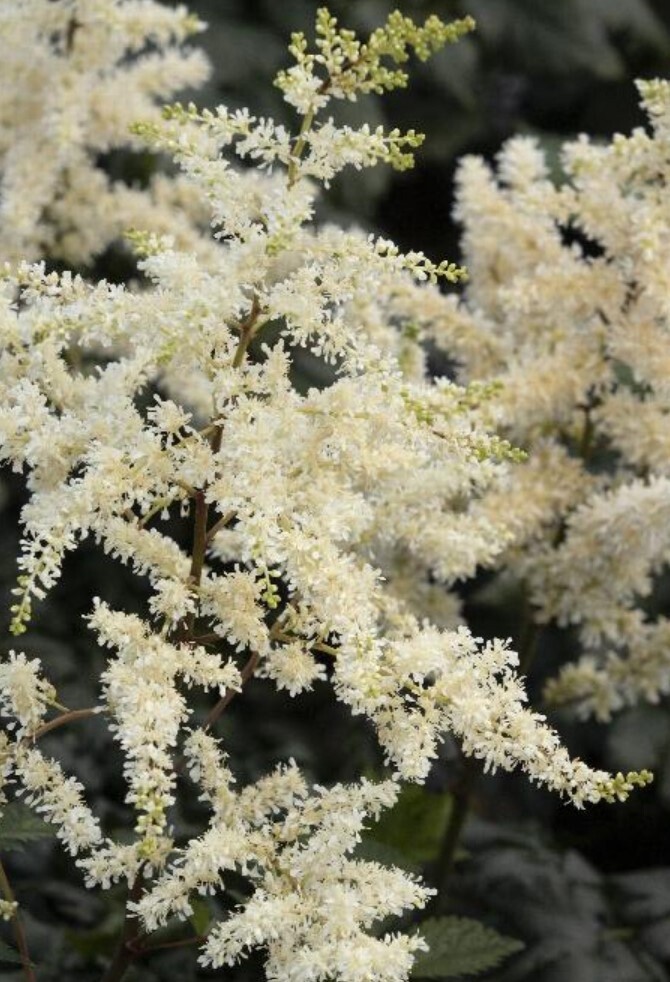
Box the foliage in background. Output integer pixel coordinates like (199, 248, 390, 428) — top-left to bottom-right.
(184, 0, 670, 254)
(0, 2, 669, 981)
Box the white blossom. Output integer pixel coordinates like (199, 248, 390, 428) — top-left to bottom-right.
(0, 8, 655, 980)
(0, 0, 212, 265)
(0, 650, 55, 736)
(440, 78, 670, 720)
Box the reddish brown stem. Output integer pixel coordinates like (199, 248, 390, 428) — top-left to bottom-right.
(205, 510, 236, 545)
(209, 424, 223, 455)
(190, 633, 222, 646)
(188, 491, 209, 589)
(204, 651, 260, 731)
(231, 296, 262, 368)
(32, 707, 97, 741)
(135, 933, 206, 955)
(0, 861, 35, 982)
(178, 490, 209, 642)
(101, 876, 144, 982)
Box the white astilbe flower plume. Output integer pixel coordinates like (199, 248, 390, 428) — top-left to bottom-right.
(428, 78, 670, 721)
(0, 0, 212, 265)
(131, 736, 431, 981)
(0, 9, 646, 817)
(14, 746, 103, 857)
(0, 7, 653, 979)
(0, 650, 56, 737)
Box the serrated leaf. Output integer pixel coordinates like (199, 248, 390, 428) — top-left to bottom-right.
(412, 917, 523, 979)
(0, 940, 26, 965)
(611, 868, 670, 923)
(608, 706, 670, 771)
(0, 802, 54, 850)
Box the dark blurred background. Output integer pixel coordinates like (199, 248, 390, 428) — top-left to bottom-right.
(186, 0, 670, 260)
(3, 2, 670, 979)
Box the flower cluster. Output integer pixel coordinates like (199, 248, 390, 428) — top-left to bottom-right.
(0, 5, 655, 980)
(433, 79, 670, 720)
(136, 744, 430, 981)
(0, 0, 211, 265)
(275, 7, 475, 115)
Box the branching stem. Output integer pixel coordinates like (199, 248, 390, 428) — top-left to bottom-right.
(32, 707, 98, 741)
(135, 933, 206, 955)
(204, 650, 260, 731)
(205, 509, 236, 545)
(432, 758, 478, 907)
(287, 108, 316, 187)
(231, 295, 263, 368)
(101, 876, 144, 982)
(0, 860, 35, 982)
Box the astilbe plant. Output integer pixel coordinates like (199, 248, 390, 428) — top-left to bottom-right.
(0, 0, 213, 267)
(428, 79, 670, 722)
(0, 4, 653, 981)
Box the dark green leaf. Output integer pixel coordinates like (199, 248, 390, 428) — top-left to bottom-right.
(0, 940, 27, 965)
(413, 916, 523, 978)
(584, 0, 670, 53)
(612, 868, 670, 923)
(0, 802, 54, 850)
(363, 784, 452, 864)
(470, 0, 624, 77)
(189, 897, 211, 936)
(354, 837, 420, 874)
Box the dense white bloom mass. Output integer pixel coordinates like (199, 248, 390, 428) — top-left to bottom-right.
(0, 4, 654, 978)
(440, 79, 670, 721)
(0, 0, 211, 265)
(131, 748, 430, 980)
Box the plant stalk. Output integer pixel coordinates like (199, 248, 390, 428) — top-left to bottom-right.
(432, 758, 478, 908)
(204, 650, 260, 731)
(0, 860, 36, 982)
(101, 877, 144, 982)
(32, 707, 98, 741)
